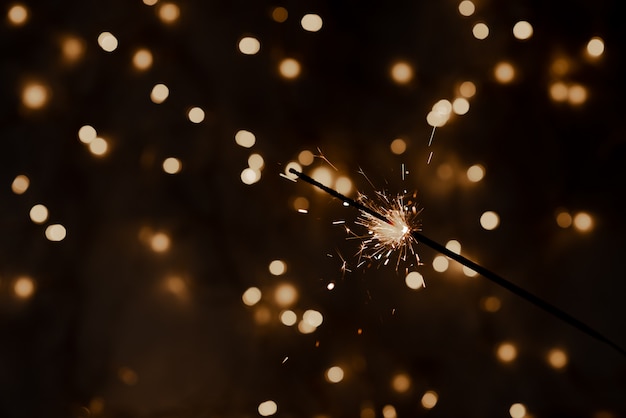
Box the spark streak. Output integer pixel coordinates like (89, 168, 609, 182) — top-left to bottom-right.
(288, 168, 626, 358)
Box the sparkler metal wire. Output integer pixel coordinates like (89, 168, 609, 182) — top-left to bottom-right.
(289, 168, 626, 358)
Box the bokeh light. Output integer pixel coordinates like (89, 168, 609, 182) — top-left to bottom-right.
(421, 391, 438, 409)
(150, 232, 170, 252)
(509, 403, 527, 418)
(271, 7, 288, 23)
(89, 137, 109, 156)
(472, 22, 489, 40)
(274, 283, 298, 307)
(494, 61, 515, 84)
(586, 37, 605, 58)
(497, 342, 518, 363)
(187, 106, 205, 123)
(11, 174, 30, 194)
(481, 296, 501, 312)
(390, 138, 407, 154)
(459, 80, 476, 98)
(61, 36, 85, 63)
(29, 204, 49, 224)
(280, 310, 297, 326)
(512, 21, 533, 40)
(13, 276, 35, 299)
(301, 14, 323, 32)
(258, 400, 278, 416)
(150, 84, 169, 104)
(547, 348, 568, 369)
(466, 164, 485, 182)
(325, 366, 344, 383)
(22, 82, 49, 110)
(45, 224, 67, 242)
(452, 97, 470, 115)
(555, 210, 572, 228)
(432, 255, 449, 272)
(162, 157, 182, 174)
(269, 259, 287, 276)
(405, 271, 425, 289)
(97, 32, 118, 52)
(235, 130, 256, 148)
(390, 61, 413, 84)
(133, 48, 153, 70)
(480, 211, 500, 230)
(7, 4, 29, 26)
(279, 58, 301, 79)
(238, 36, 260, 55)
(458, 1, 475, 17)
(158, 2, 180, 24)
(573, 211, 593, 232)
(391, 373, 411, 392)
(242, 287, 262, 306)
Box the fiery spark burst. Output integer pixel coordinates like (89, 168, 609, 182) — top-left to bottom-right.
(350, 191, 423, 271)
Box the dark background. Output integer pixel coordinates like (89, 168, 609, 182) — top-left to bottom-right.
(1, 0, 625, 417)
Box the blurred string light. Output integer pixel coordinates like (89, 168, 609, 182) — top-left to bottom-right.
(142, 0, 158, 5)
(432, 255, 449, 272)
(7, 3, 29, 26)
(301, 14, 322, 32)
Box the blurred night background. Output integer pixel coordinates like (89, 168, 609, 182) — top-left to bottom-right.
(1, 0, 625, 417)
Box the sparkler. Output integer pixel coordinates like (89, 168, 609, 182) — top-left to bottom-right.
(289, 168, 626, 358)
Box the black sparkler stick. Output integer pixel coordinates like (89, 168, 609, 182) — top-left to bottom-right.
(289, 168, 626, 358)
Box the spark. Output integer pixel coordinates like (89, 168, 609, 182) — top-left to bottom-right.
(350, 190, 422, 270)
(315, 147, 338, 171)
(289, 167, 626, 358)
